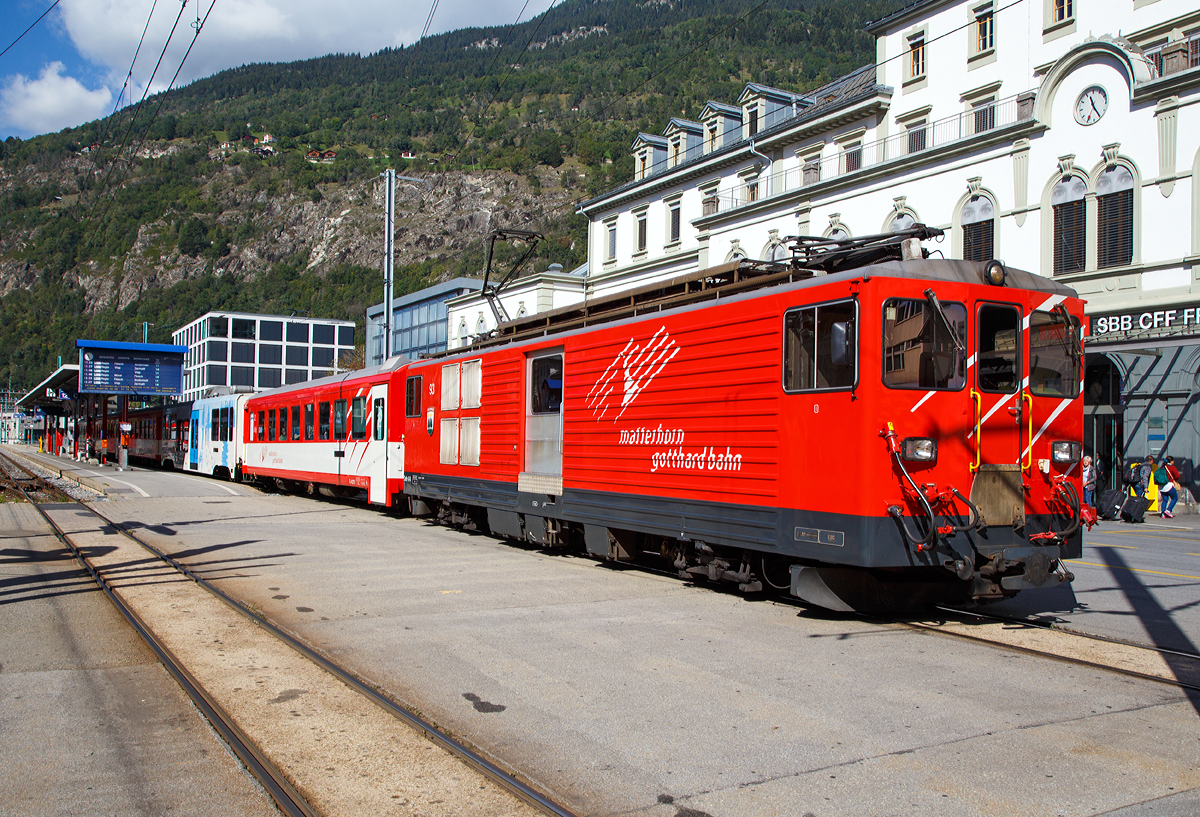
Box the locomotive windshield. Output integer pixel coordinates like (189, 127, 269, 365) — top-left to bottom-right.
(881, 298, 966, 390)
(1029, 310, 1081, 398)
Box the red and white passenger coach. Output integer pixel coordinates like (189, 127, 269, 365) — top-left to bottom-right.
(243, 229, 1087, 611)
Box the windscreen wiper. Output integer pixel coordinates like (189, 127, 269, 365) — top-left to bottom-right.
(924, 288, 964, 352)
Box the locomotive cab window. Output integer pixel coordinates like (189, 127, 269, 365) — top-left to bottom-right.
(531, 355, 563, 413)
(783, 300, 857, 392)
(334, 399, 347, 439)
(882, 298, 966, 390)
(977, 304, 1020, 393)
(1029, 310, 1080, 398)
(319, 402, 331, 440)
(405, 376, 423, 417)
(351, 396, 367, 440)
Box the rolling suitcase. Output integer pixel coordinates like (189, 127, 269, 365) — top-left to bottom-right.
(1097, 488, 1123, 521)
(1120, 494, 1150, 523)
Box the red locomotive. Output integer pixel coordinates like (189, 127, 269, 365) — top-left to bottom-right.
(244, 228, 1086, 611)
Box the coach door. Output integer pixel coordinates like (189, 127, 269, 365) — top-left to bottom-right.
(188, 408, 199, 470)
(366, 389, 387, 504)
(971, 302, 1027, 526)
(520, 352, 563, 495)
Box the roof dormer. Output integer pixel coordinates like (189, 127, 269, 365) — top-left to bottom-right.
(737, 83, 812, 138)
(662, 118, 704, 167)
(630, 133, 668, 180)
(700, 101, 742, 153)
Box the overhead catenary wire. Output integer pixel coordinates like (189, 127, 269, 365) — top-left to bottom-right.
(0, 0, 61, 61)
(99, 0, 163, 147)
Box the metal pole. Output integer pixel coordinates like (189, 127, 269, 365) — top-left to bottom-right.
(383, 169, 395, 361)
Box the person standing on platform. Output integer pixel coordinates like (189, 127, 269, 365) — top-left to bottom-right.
(1158, 455, 1183, 519)
(1082, 456, 1096, 507)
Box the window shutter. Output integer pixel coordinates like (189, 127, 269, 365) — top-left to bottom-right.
(1053, 199, 1086, 274)
(1097, 188, 1133, 268)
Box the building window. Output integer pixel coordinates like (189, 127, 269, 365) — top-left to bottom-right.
(1096, 165, 1134, 269)
(707, 125, 717, 151)
(747, 180, 759, 203)
(606, 221, 617, 261)
(973, 99, 996, 134)
(907, 121, 927, 154)
(908, 35, 926, 79)
(1053, 0, 1072, 23)
(748, 106, 759, 137)
(975, 4, 994, 52)
(231, 318, 255, 340)
(636, 212, 647, 253)
(844, 143, 862, 173)
(961, 195, 995, 262)
(671, 138, 681, 166)
(669, 202, 681, 244)
(1051, 176, 1087, 274)
(639, 155, 647, 179)
(889, 212, 917, 232)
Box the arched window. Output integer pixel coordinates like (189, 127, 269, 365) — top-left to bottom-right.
(458, 319, 468, 340)
(475, 313, 487, 335)
(889, 212, 916, 232)
(765, 242, 790, 261)
(1051, 175, 1087, 273)
(961, 195, 995, 261)
(1096, 165, 1134, 268)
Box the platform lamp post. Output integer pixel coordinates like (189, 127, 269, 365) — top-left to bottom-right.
(380, 169, 431, 362)
(142, 322, 154, 343)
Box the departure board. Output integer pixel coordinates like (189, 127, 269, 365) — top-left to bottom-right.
(78, 343, 184, 396)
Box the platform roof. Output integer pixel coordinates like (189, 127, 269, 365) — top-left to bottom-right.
(15, 364, 79, 414)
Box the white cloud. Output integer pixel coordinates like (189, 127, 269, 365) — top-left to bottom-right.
(0, 62, 113, 137)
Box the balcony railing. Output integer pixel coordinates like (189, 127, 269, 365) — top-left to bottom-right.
(708, 92, 1033, 215)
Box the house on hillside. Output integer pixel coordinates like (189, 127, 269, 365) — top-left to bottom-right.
(306, 149, 322, 161)
(321, 150, 337, 163)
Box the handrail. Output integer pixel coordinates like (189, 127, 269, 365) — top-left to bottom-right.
(1022, 392, 1034, 471)
(970, 389, 982, 473)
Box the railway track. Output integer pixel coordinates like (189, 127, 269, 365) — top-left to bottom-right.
(0, 449, 577, 817)
(0, 452, 74, 503)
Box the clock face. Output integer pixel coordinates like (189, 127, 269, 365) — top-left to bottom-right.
(1074, 85, 1108, 125)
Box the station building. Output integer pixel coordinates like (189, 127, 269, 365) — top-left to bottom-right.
(173, 312, 356, 402)
(566, 0, 1199, 491)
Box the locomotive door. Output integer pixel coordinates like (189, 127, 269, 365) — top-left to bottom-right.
(520, 352, 563, 494)
(971, 302, 1027, 527)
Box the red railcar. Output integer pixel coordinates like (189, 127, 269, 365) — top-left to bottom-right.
(243, 358, 406, 504)
(239, 229, 1088, 611)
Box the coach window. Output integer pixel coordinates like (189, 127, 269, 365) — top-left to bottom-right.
(257, 411, 264, 440)
(405, 376, 422, 417)
(334, 399, 347, 439)
(268, 409, 276, 441)
(351, 396, 368, 440)
(210, 409, 218, 441)
(292, 405, 301, 440)
(882, 298, 967, 390)
(977, 304, 1020, 393)
(304, 403, 315, 440)
(221, 407, 231, 441)
(319, 402, 331, 440)
(373, 398, 385, 440)
(1029, 310, 1080, 398)
(279, 407, 287, 440)
(783, 300, 857, 392)
(531, 355, 563, 413)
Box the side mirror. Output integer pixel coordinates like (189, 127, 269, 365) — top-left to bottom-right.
(830, 322, 851, 366)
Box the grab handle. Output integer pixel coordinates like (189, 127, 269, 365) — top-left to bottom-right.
(1022, 392, 1034, 471)
(970, 389, 982, 473)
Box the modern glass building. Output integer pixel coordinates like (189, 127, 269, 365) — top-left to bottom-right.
(366, 278, 483, 366)
(173, 311, 356, 401)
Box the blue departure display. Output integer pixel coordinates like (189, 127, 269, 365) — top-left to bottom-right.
(78, 343, 184, 396)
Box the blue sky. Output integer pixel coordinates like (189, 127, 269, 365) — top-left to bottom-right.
(0, 0, 559, 140)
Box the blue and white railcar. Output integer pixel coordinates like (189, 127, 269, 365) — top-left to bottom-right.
(188, 391, 251, 480)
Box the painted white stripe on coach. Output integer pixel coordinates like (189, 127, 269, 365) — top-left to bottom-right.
(910, 354, 977, 413)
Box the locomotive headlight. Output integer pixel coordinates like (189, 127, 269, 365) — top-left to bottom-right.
(1051, 441, 1082, 463)
(984, 260, 1007, 286)
(901, 437, 937, 463)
